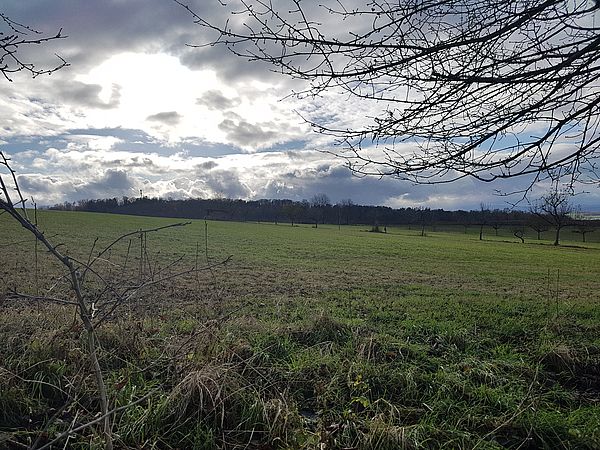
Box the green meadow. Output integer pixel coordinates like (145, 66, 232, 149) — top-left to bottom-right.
(1, 210, 599, 449)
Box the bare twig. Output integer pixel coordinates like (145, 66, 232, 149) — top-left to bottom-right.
(34, 388, 160, 450)
(6, 291, 79, 306)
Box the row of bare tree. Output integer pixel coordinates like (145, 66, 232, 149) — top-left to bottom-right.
(49, 188, 597, 245)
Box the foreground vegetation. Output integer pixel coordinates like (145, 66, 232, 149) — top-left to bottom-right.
(1, 211, 599, 449)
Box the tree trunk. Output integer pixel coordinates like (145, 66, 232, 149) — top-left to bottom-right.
(71, 270, 113, 450)
(554, 227, 560, 246)
(87, 326, 113, 450)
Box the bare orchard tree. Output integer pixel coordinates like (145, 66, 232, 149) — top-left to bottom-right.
(282, 202, 301, 226)
(416, 206, 430, 237)
(571, 219, 596, 242)
(489, 210, 505, 237)
(178, 0, 600, 190)
(1, 12, 67, 80)
(310, 192, 331, 226)
(529, 216, 550, 240)
(339, 198, 354, 225)
(531, 188, 574, 245)
(1, 152, 230, 449)
(478, 203, 490, 241)
(1, 152, 116, 449)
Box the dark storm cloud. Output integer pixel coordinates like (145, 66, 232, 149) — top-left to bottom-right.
(285, 150, 311, 160)
(109, 155, 160, 171)
(254, 161, 410, 205)
(218, 113, 278, 148)
(196, 90, 240, 110)
(156, 169, 252, 200)
(67, 127, 148, 140)
(146, 111, 182, 126)
(2, 0, 299, 87)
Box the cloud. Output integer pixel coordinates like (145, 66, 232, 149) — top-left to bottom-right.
(2, 1, 204, 71)
(218, 112, 278, 150)
(178, 44, 294, 85)
(17, 175, 62, 194)
(56, 81, 121, 109)
(196, 161, 217, 170)
(11, 134, 600, 210)
(141, 170, 252, 200)
(199, 170, 252, 199)
(86, 169, 134, 192)
(196, 89, 240, 110)
(0, 1, 312, 146)
(146, 111, 183, 126)
(66, 134, 122, 151)
(17, 169, 136, 204)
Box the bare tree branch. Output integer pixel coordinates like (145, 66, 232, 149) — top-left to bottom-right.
(1, 12, 67, 81)
(178, 0, 600, 190)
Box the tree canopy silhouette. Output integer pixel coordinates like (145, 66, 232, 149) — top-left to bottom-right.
(179, 0, 600, 191)
(531, 187, 575, 245)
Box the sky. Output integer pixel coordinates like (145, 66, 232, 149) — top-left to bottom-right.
(1, 0, 599, 211)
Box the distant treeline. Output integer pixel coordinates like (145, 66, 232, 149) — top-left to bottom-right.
(51, 195, 542, 227)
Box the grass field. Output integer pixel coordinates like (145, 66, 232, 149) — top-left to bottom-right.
(1, 211, 599, 449)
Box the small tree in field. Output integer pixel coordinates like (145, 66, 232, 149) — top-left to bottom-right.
(339, 198, 354, 225)
(416, 207, 430, 237)
(529, 216, 550, 240)
(572, 220, 596, 243)
(478, 203, 489, 241)
(310, 193, 331, 226)
(282, 202, 301, 226)
(531, 188, 574, 246)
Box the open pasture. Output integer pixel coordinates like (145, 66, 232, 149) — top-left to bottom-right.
(1, 211, 599, 449)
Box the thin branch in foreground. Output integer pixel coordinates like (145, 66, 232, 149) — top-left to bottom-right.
(5, 291, 79, 306)
(33, 388, 161, 450)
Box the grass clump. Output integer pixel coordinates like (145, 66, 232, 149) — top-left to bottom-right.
(291, 313, 353, 346)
